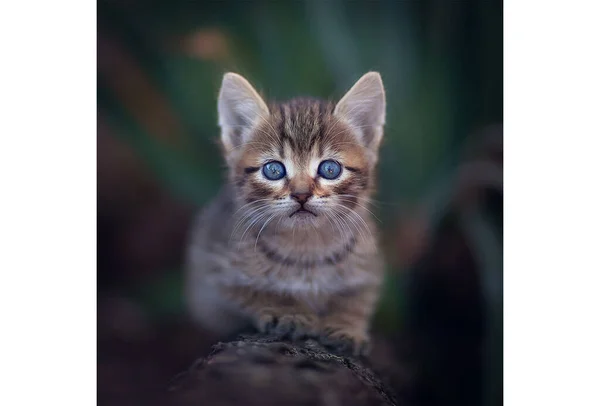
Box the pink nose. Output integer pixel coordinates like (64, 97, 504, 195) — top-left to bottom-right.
(291, 192, 312, 204)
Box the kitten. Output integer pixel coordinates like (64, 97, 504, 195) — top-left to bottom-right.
(185, 72, 386, 355)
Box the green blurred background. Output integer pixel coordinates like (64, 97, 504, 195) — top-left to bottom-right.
(97, 1, 502, 405)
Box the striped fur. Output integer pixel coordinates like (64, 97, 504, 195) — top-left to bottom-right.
(185, 72, 386, 355)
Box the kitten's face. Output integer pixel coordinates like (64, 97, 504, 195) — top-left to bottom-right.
(217, 72, 385, 233)
(232, 101, 372, 230)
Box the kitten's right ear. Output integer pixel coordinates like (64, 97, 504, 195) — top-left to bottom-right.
(218, 73, 269, 152)
(334, 72, 386, 155)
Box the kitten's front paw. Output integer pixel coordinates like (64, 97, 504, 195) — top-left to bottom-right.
(274, 314, 319, 339)
(256, 310, 278, 333)
(255, 310, 318, 339)
(319, 326, 371, 357)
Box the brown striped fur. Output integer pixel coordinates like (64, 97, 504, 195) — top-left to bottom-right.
(185, 72, 386, 355)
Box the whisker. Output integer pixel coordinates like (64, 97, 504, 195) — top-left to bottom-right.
(254, 213, 278, 251)
(334, 206, 370, 245)
(324, 211, 349, 243)
(231, 204, 268, 234)
(335, 194, 383, 208)
(337, 203, 374, 235)
(229, 205, 270, 244)
(231, 199, 272, 217)
(333, 203, 376, 249)
(239, 210, 271, 243)
(329, 207, 354, 243)
(334, 197, 382, 223)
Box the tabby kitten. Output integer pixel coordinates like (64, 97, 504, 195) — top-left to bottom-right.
(185, 72, 386, 355)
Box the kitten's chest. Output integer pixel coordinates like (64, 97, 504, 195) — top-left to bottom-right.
(229, 237, 379, 295)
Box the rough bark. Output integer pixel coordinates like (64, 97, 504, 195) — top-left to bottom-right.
(166, 334, 399, 406)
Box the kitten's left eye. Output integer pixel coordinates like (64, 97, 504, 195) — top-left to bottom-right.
(262, 161, 286, 180)
(318, 160, 342, 180)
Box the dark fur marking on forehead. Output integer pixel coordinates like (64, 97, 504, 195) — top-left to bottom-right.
(277, 103, 295, 153)
(272, 98, 335, 156)
(277, 114, 285, 158)
(309, 120, 323, 150)
(317, 135, 325, 157)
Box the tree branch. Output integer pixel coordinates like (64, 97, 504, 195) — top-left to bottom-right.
(166, 334, 399, 406)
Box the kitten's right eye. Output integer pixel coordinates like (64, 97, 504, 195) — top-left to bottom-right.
(262, 161, 286, 180)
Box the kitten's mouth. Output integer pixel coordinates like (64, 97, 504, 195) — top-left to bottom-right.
(290, 208, 317, 217)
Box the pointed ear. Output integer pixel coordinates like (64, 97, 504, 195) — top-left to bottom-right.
(218, 73, 269, 152)
(334, 72, 386, 152)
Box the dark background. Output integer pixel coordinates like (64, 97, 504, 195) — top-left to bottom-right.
(97, 1, 503, 405)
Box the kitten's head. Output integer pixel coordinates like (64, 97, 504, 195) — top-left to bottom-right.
(217, 72, 385, 232)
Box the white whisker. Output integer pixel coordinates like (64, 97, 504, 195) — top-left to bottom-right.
(254, 213, 278, 251)
(334, 205, 370, 244)
(334, 197, 382, 223)
(239, 210, 271, 243)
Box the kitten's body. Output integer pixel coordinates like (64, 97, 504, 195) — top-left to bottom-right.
(185, 74, 386, 354)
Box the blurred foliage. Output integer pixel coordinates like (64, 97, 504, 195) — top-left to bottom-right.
(98, 0, 502, 207)
(98, 1, 502, 405)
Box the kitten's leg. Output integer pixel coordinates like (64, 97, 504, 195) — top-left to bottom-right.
(225, 287, 320, 339)
(320, 284, 380, 356)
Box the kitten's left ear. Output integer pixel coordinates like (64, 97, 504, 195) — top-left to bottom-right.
(218, 73, 270, 153)
(334, 72, 386, 153)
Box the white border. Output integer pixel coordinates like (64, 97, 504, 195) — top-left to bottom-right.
(1, 1, 599, 405)
(0, 2, 96, 405)
(505, 1, 600, 405)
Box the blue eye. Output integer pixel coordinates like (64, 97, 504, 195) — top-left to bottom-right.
(318, 160, 342, 179)
(262, 161, 286, 180)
